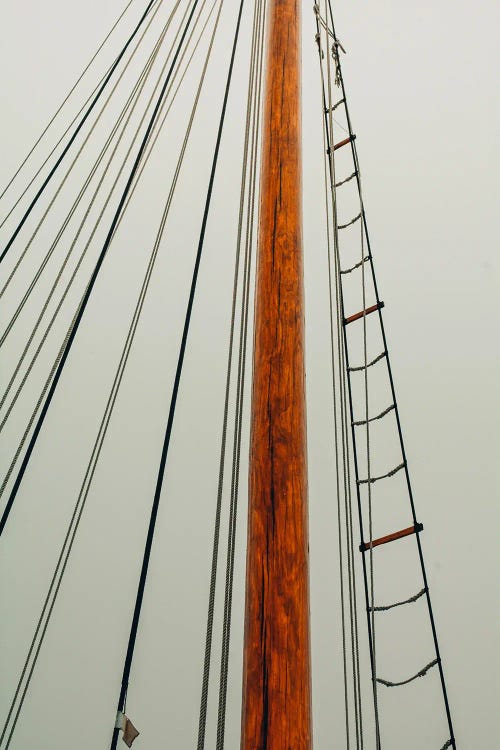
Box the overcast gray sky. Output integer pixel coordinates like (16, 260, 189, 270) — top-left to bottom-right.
(0, 1, 498, 748)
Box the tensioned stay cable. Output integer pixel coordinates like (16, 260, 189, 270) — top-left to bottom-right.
(0, 0, 158, 265)
(0, 0, 206, 537)
(0, 4, 223, 744)
(0, 0, 166, 300)
(323, 1, 457, 746)
(0, 0, 135, 205)
(110, 1, 246, 747)
(0, 0, 177, 399)
(318, 58, 356, 750)
(0, 0, 187, 500)
(0, 0, 200, 426)
(0, 0, 220, 509)
(320, 15, 380, 746)
(215, 3, 265, 747)
(315, 4, 364, 746)
(196, 0, 263, 743)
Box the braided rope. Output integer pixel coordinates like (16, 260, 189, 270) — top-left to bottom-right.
(353, 404, 395, 427)
(341, 255, 370, 274)
(349, 351, 386, 372)
(377, 658, 438, 687)
(338, 212, 361, 230)
(371, 588, 426, 612)
(358, 462, 405, 485)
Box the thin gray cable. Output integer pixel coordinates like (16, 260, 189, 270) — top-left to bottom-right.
(196, 0, 261, 744)
(0, 0, 209, 495)
(0, 4, 179, 416)
(0, 0, 213, 425)
(0, 0, 177, 345)
(319, 48, 352, 750)
(215, 3, 264, 746)
(0, 0, 136, 204)
(319, 6, 363, 745)
(0, 6, 219, 742)
(0, 0, 166, 297)
(0, 0, 191, 437)
(360, 182, 382, 748)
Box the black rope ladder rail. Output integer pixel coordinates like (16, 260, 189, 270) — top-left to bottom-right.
(314, 2, 456, 749)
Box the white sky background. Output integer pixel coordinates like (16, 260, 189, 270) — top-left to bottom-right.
(0, 1, 498, 748)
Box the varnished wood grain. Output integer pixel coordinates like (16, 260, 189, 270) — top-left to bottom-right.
(241, 2, 312, 748)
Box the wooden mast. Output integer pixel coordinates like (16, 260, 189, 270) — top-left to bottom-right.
(241, 1, 312, 748)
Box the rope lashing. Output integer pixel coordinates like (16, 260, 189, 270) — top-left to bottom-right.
(335, 171, 356, 188)
(314, 32, 324, 59)
(349, 351, 386, 372)
(370, 588, 426, 612)
(353, 404, 394, 427)
(325, 98, 344, 113)
(358, 461, 405, 485)
(341, 255, 370, 275)
(338, 212, 361, 230)
(376, 658, 438, 687)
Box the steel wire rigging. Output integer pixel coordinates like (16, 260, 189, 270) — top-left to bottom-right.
(0, 1, 458, 748)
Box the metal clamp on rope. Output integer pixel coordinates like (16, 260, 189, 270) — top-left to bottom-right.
(115, 711, 126, 730)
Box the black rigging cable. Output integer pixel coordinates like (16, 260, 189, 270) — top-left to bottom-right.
(0, 0, 158, 266)
(195, 0, 264, 743)
(0, 5, 222, 743)
(322, 1, 457, 746)
(0, 0, 167, 298)
(0, 0, 175, 349)
(110, 1, 246, 746)
(0, 0, 206, 537)
(0, 3, 178, 428)
(0, 0, 135, 205)
(0, 0, 220, 502)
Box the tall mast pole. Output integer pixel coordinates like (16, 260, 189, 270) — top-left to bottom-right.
(241, 1, 312, 748)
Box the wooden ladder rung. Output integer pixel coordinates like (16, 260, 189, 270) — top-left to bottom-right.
(360, 523, 423, 552)
(344, 301, 384, 325)
(334, 134, 356, 151)
(326, 134, 356, 155)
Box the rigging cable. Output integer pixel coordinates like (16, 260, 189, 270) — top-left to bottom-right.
(196, 0, 264, 744)
(0, 0, 211, 425)
(0, 4, 225, 745)
(0, 0, 159, 265)
(324, 0, 457, 746)
(0, 0, 166, 300)
(110, 1, 246, 747)
(216, 2, 265, 747)
(317, 31, 355, 750)
(0, 0, 208, 537)
(0, 0, 221, 503)
(0, 0, 177, 403)
(0, 0, 192, 487)
(0, 0, 135, 205)
(316, 4, 365, 746)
